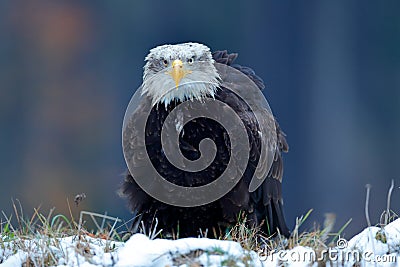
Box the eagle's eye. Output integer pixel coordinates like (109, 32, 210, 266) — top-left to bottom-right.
(187, 57, 194, 64)
(162, 59, 169, 66)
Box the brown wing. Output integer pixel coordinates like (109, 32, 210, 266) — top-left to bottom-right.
(213, 50, 290, 236)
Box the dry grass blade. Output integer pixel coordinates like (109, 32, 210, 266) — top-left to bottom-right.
(78, 211, 122, 239)
(140, 218, 163, 240)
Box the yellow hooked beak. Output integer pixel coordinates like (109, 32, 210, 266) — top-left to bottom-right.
(167, 59, 192, 88)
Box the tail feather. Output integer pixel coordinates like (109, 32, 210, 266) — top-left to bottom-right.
(265, 200, 290, 237)
(273, 200, 290, 237)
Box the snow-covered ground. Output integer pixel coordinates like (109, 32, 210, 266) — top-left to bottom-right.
(1, 219, 400, 267)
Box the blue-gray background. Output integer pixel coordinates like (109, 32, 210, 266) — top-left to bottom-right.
(1, 1, 399, 238)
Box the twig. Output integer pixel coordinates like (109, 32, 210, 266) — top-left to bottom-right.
(78, 211, 122, 237)
(365, 184, 372, 228)
(384, 180, 395, 226)
(365, 184, 377, 267)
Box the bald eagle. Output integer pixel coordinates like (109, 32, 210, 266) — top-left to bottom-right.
(120, 42, 290, 238)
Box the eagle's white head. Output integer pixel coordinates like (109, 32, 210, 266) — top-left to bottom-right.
(141, 42, 221, 107)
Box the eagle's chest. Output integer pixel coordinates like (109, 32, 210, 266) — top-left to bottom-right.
(144, 100, 231, 186)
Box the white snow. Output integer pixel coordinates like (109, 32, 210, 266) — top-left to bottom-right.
(116, 234, 257, 267)
(1, 219, 400, 266)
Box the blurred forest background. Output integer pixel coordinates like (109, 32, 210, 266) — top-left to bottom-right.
(0, 1, 399, 238)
